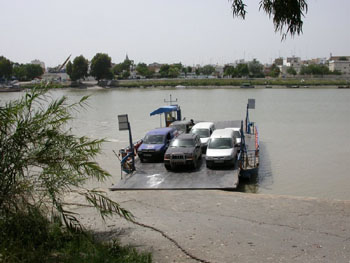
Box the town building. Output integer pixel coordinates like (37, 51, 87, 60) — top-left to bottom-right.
(329, 60, 350, 75)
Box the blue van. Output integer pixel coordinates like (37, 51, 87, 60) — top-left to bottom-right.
(137, 127, 177, 162)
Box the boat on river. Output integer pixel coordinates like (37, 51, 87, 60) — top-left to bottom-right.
(110, 99, 259, 191)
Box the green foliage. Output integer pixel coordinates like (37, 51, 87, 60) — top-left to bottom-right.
(136, 63, 154, 78)
(339, 56, 348, 61)
(0, 56, 13, 80)
(113, 58, 134, 79)
(224, 65, 235, 77)
(115, 77, 348, 88)
(286, 66, 297, 76)
(13, 63, 44, 81)
(67, 55, 89, 81)
(158, 64, 182, 78)
(159, 64, 170, 78)
(0, 87, 132, 232)
(200, 65, 215, 76)
(90, 53, 113, 80)
(299, 64, 330, 75)
(168, 66, 180, 78)
(230, 0, 308, 39)
(248, 59, 264, 77)
(0, 208, 151, 263)
(235, 63, 249, 77)
(268, 64, 280, 77)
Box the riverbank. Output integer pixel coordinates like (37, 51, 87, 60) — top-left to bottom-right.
(1, 77, 349, 92)
(76, 190, 350, 263)
(115, 77, 349, 88)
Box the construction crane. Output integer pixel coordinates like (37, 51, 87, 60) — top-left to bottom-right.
(49, 55, 71, 73)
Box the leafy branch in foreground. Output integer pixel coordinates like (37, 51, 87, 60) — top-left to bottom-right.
(0, 86, 132, 232)
(230, 0, 308, 39)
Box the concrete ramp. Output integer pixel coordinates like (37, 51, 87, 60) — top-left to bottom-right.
(110, 158, 239, 190)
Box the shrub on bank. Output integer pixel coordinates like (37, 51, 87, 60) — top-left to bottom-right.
(0, 209, 151, 263)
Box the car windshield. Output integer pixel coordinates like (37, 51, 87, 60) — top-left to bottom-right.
(170, 138, 195, 147)
(143, 134, 165, 144)
(171, 124, 186, 133)
(208, 138, 233, 149)
(191, 128, 210, 138)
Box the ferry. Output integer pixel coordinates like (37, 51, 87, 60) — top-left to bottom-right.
(110, 98, 259, 191)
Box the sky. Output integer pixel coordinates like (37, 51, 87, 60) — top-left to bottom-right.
(1, 0, 349, 67)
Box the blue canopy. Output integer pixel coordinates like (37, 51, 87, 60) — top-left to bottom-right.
(150, 106, 178, 116)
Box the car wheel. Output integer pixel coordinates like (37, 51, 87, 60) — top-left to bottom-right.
(206, 161, 212, 169)
(193, 159, 198, 170)
(164, 164, 171, 170)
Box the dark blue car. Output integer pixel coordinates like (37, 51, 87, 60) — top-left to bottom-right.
(137, 127, 177, 162)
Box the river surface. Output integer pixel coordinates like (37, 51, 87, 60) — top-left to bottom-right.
(2, 87, 350, 200)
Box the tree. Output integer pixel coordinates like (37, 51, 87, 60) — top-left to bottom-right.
(0, 87, 131, 232)
(12, 64, 43, 81)
(0, 56, 13, 80)
(136, 63, 154, 78)
(300, 64, 330, 75)
(224, 65, 235, 77)
(230, 0, 308, 39)
(268, 64, 280, 77)
(286, 66, 297, 76)
(248, 59, 264, 77)
(90, 53, 113, 80)
(201, 65, 215, 76)
(187, 66, 192, 73)
(67, 55, 89, 81)
(235, 63, 249, 77)
(168, 66, 180, 78)
(66, 61, 73, 77)
(159, 64, 170, 78)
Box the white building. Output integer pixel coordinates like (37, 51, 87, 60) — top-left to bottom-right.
(329, 60, 350, 75)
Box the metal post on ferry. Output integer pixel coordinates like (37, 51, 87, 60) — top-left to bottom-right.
(117, 114, 135, 175)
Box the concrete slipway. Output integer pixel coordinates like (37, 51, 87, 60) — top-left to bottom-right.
(76, 190, 350, 263)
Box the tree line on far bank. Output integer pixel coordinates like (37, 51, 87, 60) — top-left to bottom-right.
(0, 56, 44, 82)
(0, 54, 343, 84)
(66, 53, 343, 83)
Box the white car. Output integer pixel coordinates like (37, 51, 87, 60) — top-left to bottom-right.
(225, 127, 242, 146)
(190, 122, 215, 152)
(206, 129, 237, 168)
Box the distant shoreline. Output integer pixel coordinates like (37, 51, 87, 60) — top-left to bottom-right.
(1, 77, 349, 92)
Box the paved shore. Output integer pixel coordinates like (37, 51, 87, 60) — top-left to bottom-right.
(76, 190, 350, 263)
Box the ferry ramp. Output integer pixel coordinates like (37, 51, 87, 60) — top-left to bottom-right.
(110, 158, 239, 190)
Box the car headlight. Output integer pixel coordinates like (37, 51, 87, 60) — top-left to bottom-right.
(185, 153, 193, 159)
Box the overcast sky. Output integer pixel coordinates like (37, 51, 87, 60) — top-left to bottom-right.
(1, 0, 349, 67)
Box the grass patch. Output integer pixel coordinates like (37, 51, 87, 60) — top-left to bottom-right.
(116, 77, 348, 88)
(0, 210, 151, 263)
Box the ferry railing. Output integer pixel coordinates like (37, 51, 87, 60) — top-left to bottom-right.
(239, 125, 259, 170)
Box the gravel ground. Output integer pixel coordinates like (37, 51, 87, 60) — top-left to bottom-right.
(74, 190, 350, 263)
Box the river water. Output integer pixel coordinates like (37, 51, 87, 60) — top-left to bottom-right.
(2, 87, 350, 200)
